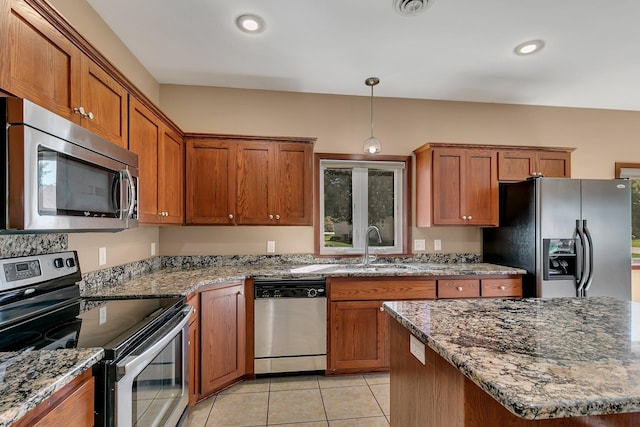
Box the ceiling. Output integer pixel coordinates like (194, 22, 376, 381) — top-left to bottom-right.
(86, 0, 640, 111)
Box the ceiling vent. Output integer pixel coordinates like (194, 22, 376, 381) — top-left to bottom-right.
(393, 0, 433, 16)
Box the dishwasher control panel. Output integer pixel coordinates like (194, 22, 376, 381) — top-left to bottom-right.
(254, 278, 326, 299)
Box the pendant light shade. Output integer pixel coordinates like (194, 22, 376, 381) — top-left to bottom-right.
(363, 77, 382, 154)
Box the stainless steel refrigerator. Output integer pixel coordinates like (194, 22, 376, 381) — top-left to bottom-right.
(483, 178, 631, 299)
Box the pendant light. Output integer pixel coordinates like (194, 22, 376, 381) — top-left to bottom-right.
(363, 77, 382, 154)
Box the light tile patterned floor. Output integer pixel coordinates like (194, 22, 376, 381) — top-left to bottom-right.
(182, 373, 390, 427)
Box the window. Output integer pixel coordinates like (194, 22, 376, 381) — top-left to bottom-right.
(615, 163, 640, 267)
(315, 154, 411, 256)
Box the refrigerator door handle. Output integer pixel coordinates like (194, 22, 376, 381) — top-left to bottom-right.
(582, 219, 595, 296)
(575, 219, 588, 297)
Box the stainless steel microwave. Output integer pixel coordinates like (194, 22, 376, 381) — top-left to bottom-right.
(1, 98, 138, 232)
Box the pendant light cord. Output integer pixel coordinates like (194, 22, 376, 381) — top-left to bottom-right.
(370, 84, 374, 138)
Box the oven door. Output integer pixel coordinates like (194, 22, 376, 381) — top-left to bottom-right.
(115, 306, 192, 427)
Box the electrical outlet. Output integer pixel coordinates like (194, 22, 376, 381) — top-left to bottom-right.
(414, 239, 426, 251)
(99, 247, 107, 266)
(434, 239, 442, 251)
(267, 241, 276, 253)
(151, 242, 156, 256)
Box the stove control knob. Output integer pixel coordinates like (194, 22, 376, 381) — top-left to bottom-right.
(65, 258, 76, 268)
(307, 288, 317, 297)
(53, 258, 64, 268)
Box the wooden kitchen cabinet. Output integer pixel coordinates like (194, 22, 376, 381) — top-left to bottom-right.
(0, 0, 128, 148)
(199, 282, 246, 398)
(186, 139, 237, 224)
(186, 292, 200, 406)
(437, 278, 480, 298)
(237, 141, 313, 225)
(498, 149, 572, 181)
(129, 96, 184, 224)
(13, 369, 94, 427)
(327, 277, 436, 374)
(185, 135, 315, 226)
(415, 144, 498, 226)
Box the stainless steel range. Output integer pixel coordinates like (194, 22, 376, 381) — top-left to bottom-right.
(0, 251, 192, 427)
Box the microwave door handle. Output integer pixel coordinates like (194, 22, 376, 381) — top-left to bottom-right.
(582, 220, 595, 296)
(124, 169, 136, 219)
(575, 220, 588, 297)
(111, 173, 122, 217)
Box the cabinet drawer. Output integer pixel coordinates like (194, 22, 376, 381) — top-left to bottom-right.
(481, 279, 522, 298)
(437, 279, 480, 299)
(330, 278, 436, 301)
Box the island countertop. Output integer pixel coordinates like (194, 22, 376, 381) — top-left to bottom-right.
(383, 297, 640, 420)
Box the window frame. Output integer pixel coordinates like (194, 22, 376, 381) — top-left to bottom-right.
(314, 153, 412, 256)
(615, 162, 640, 269)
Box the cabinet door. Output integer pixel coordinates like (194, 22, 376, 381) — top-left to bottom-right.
(275, 143, 313, 225)
(237, 142, 276, 224)
(537, 151, 571, 178)
(431, 148, 464, 225)
(186, 140, 237, 224)
(129, 97, 160, 223)
(80, 56, 128, 148)
(498, 150, 536, 181)
(464, 149, 498, 226)
(329, 301, 389, 373)
(158, 127, 184, 224)
(200, 284, 246, 397)
(0, 0, 81, 120)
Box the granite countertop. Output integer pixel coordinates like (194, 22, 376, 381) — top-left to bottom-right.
(82, 262, 525, 298)
(383, 297, 640, 420)
(0, 348, 104, 427)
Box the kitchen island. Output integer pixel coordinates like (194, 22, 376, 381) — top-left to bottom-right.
(383, 297, 640, 426)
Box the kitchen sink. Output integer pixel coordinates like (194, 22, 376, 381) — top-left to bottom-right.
(329, 263, 421, 273)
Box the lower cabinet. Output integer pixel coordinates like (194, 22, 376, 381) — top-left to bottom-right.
(327, 275, 522, 374)
(188, 282, 247, 402)
(14, 369, 94, 427)
(327, 277, 437, 375)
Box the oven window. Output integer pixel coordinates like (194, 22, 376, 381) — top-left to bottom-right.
(131, 331, 185, 426)
(38, 149, 120, 217)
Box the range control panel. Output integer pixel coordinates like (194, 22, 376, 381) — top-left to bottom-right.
(0, 251, 80, 290)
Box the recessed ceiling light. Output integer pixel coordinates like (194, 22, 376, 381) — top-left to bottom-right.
(514, 39, 545, 56)
(236, 14, 265, 33)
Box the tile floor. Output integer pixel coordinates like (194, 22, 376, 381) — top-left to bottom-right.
(183, 373, 390, 427)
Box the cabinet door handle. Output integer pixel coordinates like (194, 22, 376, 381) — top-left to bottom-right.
(461, 216, 467, 220)
(228, 214, 234, 219)
(268, 214, 274, 220)
(456, 286, 463, 291)
(73, 106, 94, 120)
(275, 214, 280, 220)
(467, 216, 472, 220)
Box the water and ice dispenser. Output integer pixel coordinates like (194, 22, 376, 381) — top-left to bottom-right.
(543, 238, 577, 280)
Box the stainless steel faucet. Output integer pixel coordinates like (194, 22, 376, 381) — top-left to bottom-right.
(363, 225, 382, 265)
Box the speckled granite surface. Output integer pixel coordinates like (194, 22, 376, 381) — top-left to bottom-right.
(0, 348, 104, 427)
(383, 297, 640, 420)
(0, 233, 67, 259)
(81, 262, 524, 298)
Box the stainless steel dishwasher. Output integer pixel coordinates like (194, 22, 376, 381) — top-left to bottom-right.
(254, 277, 327, 374)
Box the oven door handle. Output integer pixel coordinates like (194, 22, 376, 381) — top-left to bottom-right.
(117, 306, 193, 378)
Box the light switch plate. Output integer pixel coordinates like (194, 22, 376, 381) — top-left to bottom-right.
(267, 240, 276, 253)
(414, 239, 426, 251)
(434, 239, 442, 251)
(98, 247, 107, 266)
(410, 334, 426, 365)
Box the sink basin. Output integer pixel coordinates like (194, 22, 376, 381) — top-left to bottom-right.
(329, 263, 420, 273)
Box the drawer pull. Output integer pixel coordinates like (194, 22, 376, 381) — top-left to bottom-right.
(499, 285, 506, 290)
(456, 286, 463, 291)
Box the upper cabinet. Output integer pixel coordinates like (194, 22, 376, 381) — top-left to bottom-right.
(0, 0, 128, 148)
(498, 149, 572, 181)
(415, 145, 498, 227)
(129, 97, 184, 225)
(415, 143, 574, 227)
(186, 135, 315, 226)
